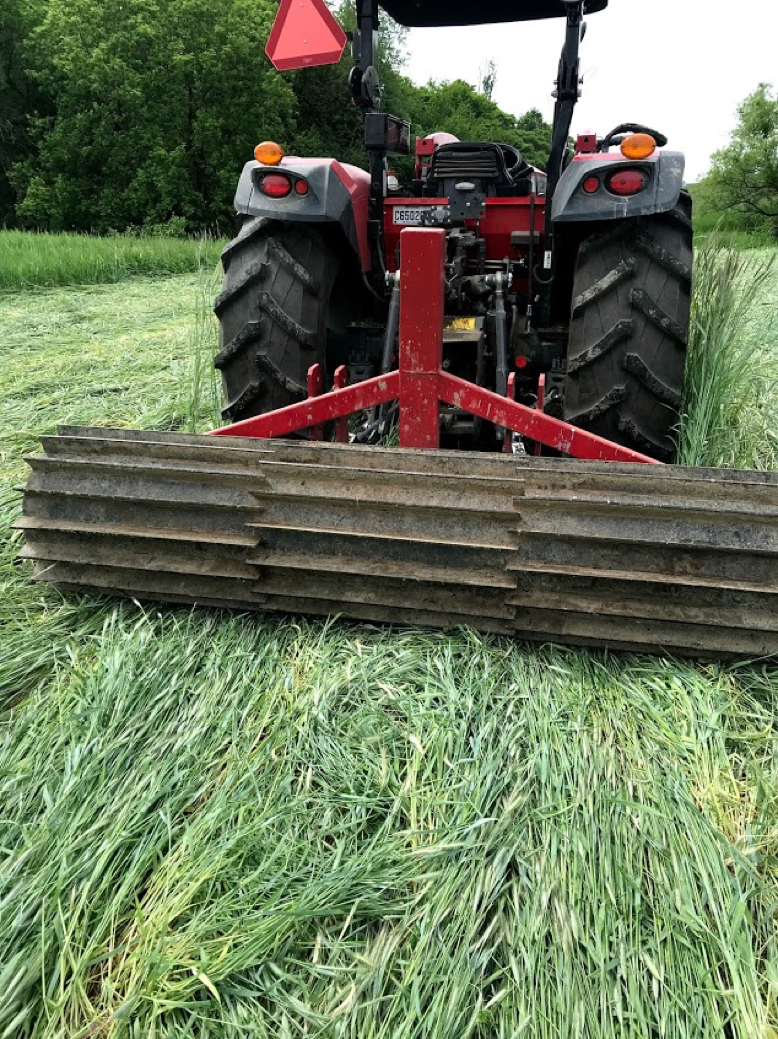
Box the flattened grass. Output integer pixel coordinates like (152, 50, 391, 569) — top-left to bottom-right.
(0, 273, 219, 484)
(0, 272, 220, 698)
(0, 249, 777, 1038)
(1, 614, 777, 1037)
(0, 229, 224, 291)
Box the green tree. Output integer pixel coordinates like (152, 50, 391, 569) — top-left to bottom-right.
(397, 79, 550, 168)
(4, 0, 551, 231)
(12, 0, 297, 231)
(479, 59, 497, 102)
(0, 0, 46, 224)
(706, 83, 778, 237)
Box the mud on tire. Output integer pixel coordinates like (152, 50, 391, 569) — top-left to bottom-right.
(214, 218, 338, 423)
(563, 193, 693, 461)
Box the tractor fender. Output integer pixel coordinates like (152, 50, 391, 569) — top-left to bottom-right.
(551, 150, 685, 223)
(234, 157, 371, 270)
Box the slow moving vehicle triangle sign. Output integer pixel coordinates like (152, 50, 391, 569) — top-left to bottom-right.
(266, 0, 348, 70)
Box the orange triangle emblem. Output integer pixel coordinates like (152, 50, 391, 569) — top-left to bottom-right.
(266, 0, 348, 71)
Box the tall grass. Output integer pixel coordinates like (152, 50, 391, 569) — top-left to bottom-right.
(693, 212, 776, 250)
(0, 229, 224, 291)
(678, 240, 777, 468)
(186, 262, 223, 431)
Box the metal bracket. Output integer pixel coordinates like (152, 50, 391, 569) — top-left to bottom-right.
(210, 229, 660, 465)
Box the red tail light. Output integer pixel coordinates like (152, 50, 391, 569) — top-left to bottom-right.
(606, 169, 648, 197)
(259, 173, 292, 198)
(582, 176, 600, 194)
(294, 178, 309, 196)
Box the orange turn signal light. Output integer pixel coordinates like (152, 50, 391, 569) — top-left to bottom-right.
(620, 133, 656, 160)
(254, 141, 285, 166)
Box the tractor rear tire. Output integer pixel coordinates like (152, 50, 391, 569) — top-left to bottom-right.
(214, 218, 338, 423)
(562, 193, 693, 461)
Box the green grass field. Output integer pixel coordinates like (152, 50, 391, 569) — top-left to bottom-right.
(693, 214, 775, 250)
(1, 238, 778, 1038)
(0, 230, 224, 291)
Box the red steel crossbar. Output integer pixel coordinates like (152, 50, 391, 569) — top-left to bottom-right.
(210, 228, 659, 465)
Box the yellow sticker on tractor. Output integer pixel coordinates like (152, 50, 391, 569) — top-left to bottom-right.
(444, 317, 477, 331)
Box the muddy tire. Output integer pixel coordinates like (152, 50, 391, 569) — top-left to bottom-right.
(214, 218, 338, 423)
(562, 193, 693, 460)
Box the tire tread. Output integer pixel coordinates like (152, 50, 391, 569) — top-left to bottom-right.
(215, 219, 335, 423)
(563, 193, 692, 461)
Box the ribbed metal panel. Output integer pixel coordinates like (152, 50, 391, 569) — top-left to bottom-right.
(431, 149, 500, 180)
(16, 429, 778, 656)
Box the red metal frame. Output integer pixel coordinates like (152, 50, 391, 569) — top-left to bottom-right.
(333, 365, 349, 443)
(384, 196, 545, 276)
(210, 229, 660, 465)
(398, 229, 446, 449)
(306, 364, 324, 441)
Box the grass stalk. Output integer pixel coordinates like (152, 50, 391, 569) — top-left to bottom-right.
(678, 240, 777, 468)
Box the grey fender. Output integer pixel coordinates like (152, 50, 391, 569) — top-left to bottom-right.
(551, 151, 685, 223)
(234, 158, 372, 270)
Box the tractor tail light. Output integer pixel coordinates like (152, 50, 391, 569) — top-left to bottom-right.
(254, 141, 285, 165)
(582, 176, 600, 194)
(606, 169, 648, 197)
(621, 133, 656, 160)
(294, 178, 309, 196)
(259, 173, 292, 198)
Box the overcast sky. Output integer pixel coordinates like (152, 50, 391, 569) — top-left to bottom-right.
(403, 0, 778, 182)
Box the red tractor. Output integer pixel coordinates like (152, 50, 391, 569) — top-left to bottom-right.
(217, 0, 691, 462)
(24, 0, 777, 657)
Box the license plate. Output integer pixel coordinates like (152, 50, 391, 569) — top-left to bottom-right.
(392, 206, 433, 225)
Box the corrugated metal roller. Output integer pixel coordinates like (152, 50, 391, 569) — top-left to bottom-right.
(17, 428, 778, 656)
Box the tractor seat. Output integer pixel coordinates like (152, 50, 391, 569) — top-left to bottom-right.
(426, 142, 531, 197)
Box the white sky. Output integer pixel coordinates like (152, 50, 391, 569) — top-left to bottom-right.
(404, 0, 778, 181)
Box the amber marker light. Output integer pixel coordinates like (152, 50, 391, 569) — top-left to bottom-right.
(254, 141, 285, 165)
(620, 133, 657, 160)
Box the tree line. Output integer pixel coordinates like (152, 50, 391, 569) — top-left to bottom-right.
(694, 84, 778, 239)
(0, 0, 552, 234)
